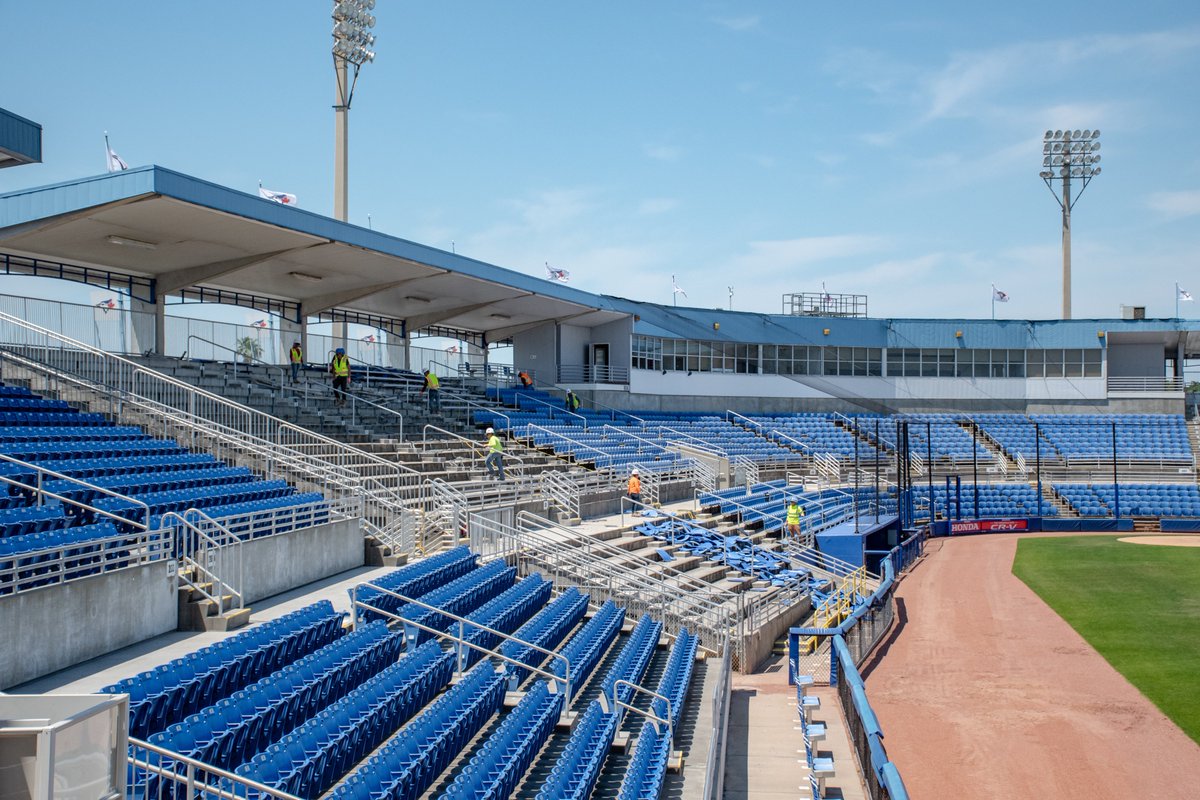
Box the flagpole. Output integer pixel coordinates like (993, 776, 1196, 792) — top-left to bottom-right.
(991, 285, 995, 320)
(1177, 282, 1181, 320)
(672, 275, 677, 307)
(103, 132, 111, 173)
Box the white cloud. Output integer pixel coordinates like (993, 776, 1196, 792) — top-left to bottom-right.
(1145, 190, 1200, 219)
(713, 15, 760, 32)
(644, 143, 683, 162)
(637, 198, 678, 215)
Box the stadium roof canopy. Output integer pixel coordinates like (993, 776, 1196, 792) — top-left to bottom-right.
(0, 108, 42, 169)
(0, 166, 626, 342)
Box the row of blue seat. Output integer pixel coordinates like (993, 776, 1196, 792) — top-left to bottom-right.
(456, 574, 553, 670)
(397, 561, 516, 644)
(237, 640, 453, 798)
(327, 662, 508, 800)
(536, 614, 663, 800)
(0, 425, 150, 442)
(103, 601, 345, 738)
(636, 517, 810, 586)
(148, 622, 403, 770)
(355, 546, 478, 624)
(0, 411, 109, 426)
(501, 588, 590, 686)
(617, 629, 698, 800)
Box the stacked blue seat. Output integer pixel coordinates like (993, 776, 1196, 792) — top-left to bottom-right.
(550, 600, 625, 700)
(101, 600, 344, 738)
(237, 640, 453, 798)
(617, 629, 698, 800)
(354, 546, 478, 624)
(1054, 483, 1200, 517)
(147, 621, 403, 770)
(455, 573, 552, 669)
(635, 517, 810, 585)
(327, 661, 508, 800)
(0, 521, 124, 594)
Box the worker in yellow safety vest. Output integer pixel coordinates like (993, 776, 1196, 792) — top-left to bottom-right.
(289, 342, 303, 383)
(421, 369, 440, 410)
(484, 426, 505, 481)
(329, 348, 351, 407)
(786, 499, 806, 538)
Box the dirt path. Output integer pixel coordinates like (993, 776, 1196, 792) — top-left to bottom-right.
(863, 533, 1200, 800)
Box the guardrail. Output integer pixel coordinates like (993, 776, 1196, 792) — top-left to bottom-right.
(1106, 376, 1185, 393)
(0, 526, 172, 597)
(128, 735, 302, 800)
(557, 364, 630, 384)
(832, 636, 911, 800)
(700, 643, 733, 800)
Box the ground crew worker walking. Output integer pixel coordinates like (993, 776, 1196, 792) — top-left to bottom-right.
(289, 341, 303, 384)
(786, 498, 806, 539)
(421, 369, 440, 410)
(565, 390, 580, 412)
(627, 468, 642, 507)
(329, 347, 351, 407)
(484, 426, 505, 481)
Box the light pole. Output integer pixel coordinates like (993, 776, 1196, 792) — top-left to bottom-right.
(1040, 128, 1102, 319)
(332, 0, 377, 223)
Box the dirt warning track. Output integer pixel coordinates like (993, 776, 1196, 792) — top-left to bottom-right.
(863, 533, 1200, 800)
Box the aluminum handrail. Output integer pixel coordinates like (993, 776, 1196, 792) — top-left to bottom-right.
(551, 385, 646, 426)
(762, 426, 817, 455)
(0, 453, 151, 530)
(520, 422, 613, 464)
(656, 424, 730, 458)
(515, 391, 589, 428)
(513, 511, 732, 606)
(161, 510, 244, 615)
(185, 334, 286, 385)
(419, 423, 528, 475)
(350, 582, 573, 703)
(0, 527, 171, 595)
(128, 736, 302, 800)
(612, 678, 673, 741)
(0, 312, 411, 483)
(598, 423, 671, 455)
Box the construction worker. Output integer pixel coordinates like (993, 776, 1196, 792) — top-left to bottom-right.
(627, 468, 642, 506)
(329, 347, 351, 407)
(786, 498, 806, 538)
(484, 426, 505, 481)
(565, 390, 580, 412)
(289, 341, 303, 383)
(517, 370, 533, 390)
(421, 369, 440, 410)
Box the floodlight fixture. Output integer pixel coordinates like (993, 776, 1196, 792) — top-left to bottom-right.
(1038, 127, 1103, 319)
(331, 0, 380, 223)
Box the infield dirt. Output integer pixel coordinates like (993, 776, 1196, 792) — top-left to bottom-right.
(863, 533, 1200, 800)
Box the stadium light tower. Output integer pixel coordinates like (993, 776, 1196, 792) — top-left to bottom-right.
(332, 0, 377, 222)
(1040, 129, 1102, 319)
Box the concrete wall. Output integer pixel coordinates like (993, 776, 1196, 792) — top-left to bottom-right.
(740, 595, 812, 674)
(239, 518, 363, 605)
(513, 324, 557, 384)
(1107, 342, 1165, 377)
(0, 562, 178, 690)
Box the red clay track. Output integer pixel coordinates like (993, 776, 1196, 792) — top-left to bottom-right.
(863, 533, 1200, 800)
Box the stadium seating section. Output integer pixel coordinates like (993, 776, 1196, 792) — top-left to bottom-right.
(99, 550, 703, 800)
(0, 382, 329, 595)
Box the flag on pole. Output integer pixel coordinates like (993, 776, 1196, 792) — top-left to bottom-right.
(105, 140, 128, 172)
(1180, 286, 1194, 302)
(545, 263, 570, 282)
(361, 334, 377, 343)
(672, 278, 687, 298)
(258, 186, 298, 206)
(992, 285, 1010, 303)
(251, 319, 269, 328)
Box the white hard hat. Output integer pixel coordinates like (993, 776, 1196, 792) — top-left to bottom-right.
(631, 468, 639, 474)
(486, 427, 494, 434)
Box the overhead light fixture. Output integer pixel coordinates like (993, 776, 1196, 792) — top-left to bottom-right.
(404, 295, 432, 304)
(105, 235, 157, 250)
(489, 313, 512, 320)
(289, 271, 324, 283)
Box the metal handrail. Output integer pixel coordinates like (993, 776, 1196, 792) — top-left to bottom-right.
(128, 736, 302, 800)
(519, 422, 613, 465)
(656, 425, 730, 459)
(349, 581, 573, 704)
(549, 385, 646, 426)
(515, 391, 589, 428)
(0, 527, 171, 594)
(612, 678, 673, 740)
(598, 423, 670, 456)
(420, 423, 527, 475)
(0, 453, 151, 530)
(185, 334, 287, 385)
(161, 509, 244, 616)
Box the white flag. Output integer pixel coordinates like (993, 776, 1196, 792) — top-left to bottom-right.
(106, 143, 128, 172)
(1180, 286, 1194, 302)
(992, 285, 1009, 303)
(545, 263, 570, 282)
(672, 275, 687, 298)
(259, 187, 298, 206)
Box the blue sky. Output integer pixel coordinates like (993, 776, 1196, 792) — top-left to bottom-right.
(4, 1, 1200, 321)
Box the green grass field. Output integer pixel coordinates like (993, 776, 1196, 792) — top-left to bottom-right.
(1012, 535, 1200, 743)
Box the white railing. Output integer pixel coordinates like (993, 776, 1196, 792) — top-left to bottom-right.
(557, 364, 630, 384)
(1107, 376, 1185, 393)
(162, 509, 244, 617)
(0, 526, 172, 596)
(0, 311, 421, 537)
(540, 469, 584, 519)
(128, 736, 302, 800)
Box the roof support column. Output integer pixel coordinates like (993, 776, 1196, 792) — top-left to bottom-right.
(127, 289, 163, 356)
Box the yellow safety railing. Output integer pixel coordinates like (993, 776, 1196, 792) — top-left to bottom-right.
(800, 566, 869, 654)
